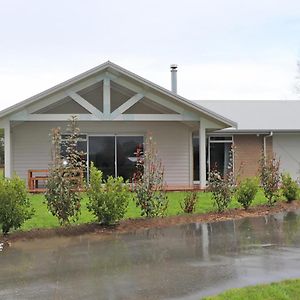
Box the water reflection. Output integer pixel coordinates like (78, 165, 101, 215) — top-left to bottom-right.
(1, 210, 300, 299)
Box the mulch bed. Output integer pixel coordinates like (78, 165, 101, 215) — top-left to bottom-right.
(2, 200, 300, 244)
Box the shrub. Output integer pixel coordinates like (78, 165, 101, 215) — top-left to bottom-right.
(281, 173, 298, 202)
(207, 148, 236, 212)
(87, 163, 130, 225)
(208, 170, 235, 212)
(235, 177, 259, 210)
(45, 117, 85, 225)
(180, 191, 198, 213)
(0, 176, 34, 234)
(259, 154, 281, 206)
(132, 133, 168, 217)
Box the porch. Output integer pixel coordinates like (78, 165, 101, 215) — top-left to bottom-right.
(0, 62, 235, 190)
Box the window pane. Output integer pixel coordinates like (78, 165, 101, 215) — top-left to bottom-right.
(61, 140, 87, 166)
(89, 136, 115, 179)
(117, 136, 143, 181)
(210, 142, 232, 176)
(210, 143, 225, 175)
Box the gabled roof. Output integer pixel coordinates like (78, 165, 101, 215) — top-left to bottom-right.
(0, 61, 236, 127)
(197, 100, 300, 132)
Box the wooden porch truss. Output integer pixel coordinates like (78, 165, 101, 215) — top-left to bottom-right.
(8, 74, 201, 122)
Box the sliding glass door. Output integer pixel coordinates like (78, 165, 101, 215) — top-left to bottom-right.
(89, 136, 115, 178)
(88, 135, 143, 180)
(117, 136, 143, 180)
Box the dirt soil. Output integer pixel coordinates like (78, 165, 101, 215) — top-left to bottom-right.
(2, 200, 300, 244)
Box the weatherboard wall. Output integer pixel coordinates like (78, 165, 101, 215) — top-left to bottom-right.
(273, 133, 300, 180)
(12, 121, 193, 188)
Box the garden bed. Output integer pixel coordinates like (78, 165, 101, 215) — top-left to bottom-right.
(2, 199, 300, 243)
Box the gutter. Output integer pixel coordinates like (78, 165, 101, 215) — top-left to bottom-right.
(263, 131, 273, 160)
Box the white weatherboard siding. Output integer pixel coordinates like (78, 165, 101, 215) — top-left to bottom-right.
(12, 121, 193, 187)
(273, 134, 300, 180)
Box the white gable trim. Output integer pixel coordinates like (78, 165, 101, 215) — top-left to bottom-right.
(8, 70, 204, 123)
(0, 61, 236, 127)
(68, 92, 103, 119)
(103, 77, 110, 116)
(9, 113, 200, 122)
(111, 93, 144, 118)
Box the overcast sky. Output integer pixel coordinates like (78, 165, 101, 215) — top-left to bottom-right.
(0, 0, 300, 111)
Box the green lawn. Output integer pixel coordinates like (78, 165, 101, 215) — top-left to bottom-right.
(21, 190, 268, 231)
(203, 278, 300, 300)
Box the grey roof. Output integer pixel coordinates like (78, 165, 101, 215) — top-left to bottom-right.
(195, 100, 300, 132)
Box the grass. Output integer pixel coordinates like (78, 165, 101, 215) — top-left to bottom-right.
(21, 190, 268, 231)
(203, 278, 300, 300)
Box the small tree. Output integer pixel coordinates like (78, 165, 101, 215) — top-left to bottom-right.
(45, 116, 85, 225)
(259, 153, 281, 206)
(235, 177, 259, 210)
(281, 173, 298, 202)
(208, 148, 236, 212)
(0, 176, 34, 234)
(132, 133, 168, 217)
(87, 163, 130, 225)
(180, 191, 198, 214)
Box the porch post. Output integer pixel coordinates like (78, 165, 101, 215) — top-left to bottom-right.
(199, 121, 206, 189)
(4, 121, 12, 178)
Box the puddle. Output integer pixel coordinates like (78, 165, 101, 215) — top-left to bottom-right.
(1, 210, 300, 299)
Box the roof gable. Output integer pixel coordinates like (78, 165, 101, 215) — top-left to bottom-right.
(0, 61, 236, 128)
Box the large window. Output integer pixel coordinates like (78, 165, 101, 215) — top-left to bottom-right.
(60, 134, 143, 181)
(88, 135, 143, 180)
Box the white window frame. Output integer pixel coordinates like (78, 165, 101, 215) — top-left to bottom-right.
(86, 133, 144, 182)
(207, 135, 233, 176)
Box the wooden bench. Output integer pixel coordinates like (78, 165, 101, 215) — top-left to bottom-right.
(28, 169, 48, 193)
(28, 169, 84, 193)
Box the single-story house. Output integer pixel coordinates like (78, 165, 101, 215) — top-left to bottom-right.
(0, 61, 299, 190)
(0, 61, 236, 190)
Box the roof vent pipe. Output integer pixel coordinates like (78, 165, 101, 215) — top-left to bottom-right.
(170, 64, 178, 93)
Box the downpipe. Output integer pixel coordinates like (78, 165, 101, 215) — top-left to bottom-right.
(263, 131, 273, 161)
